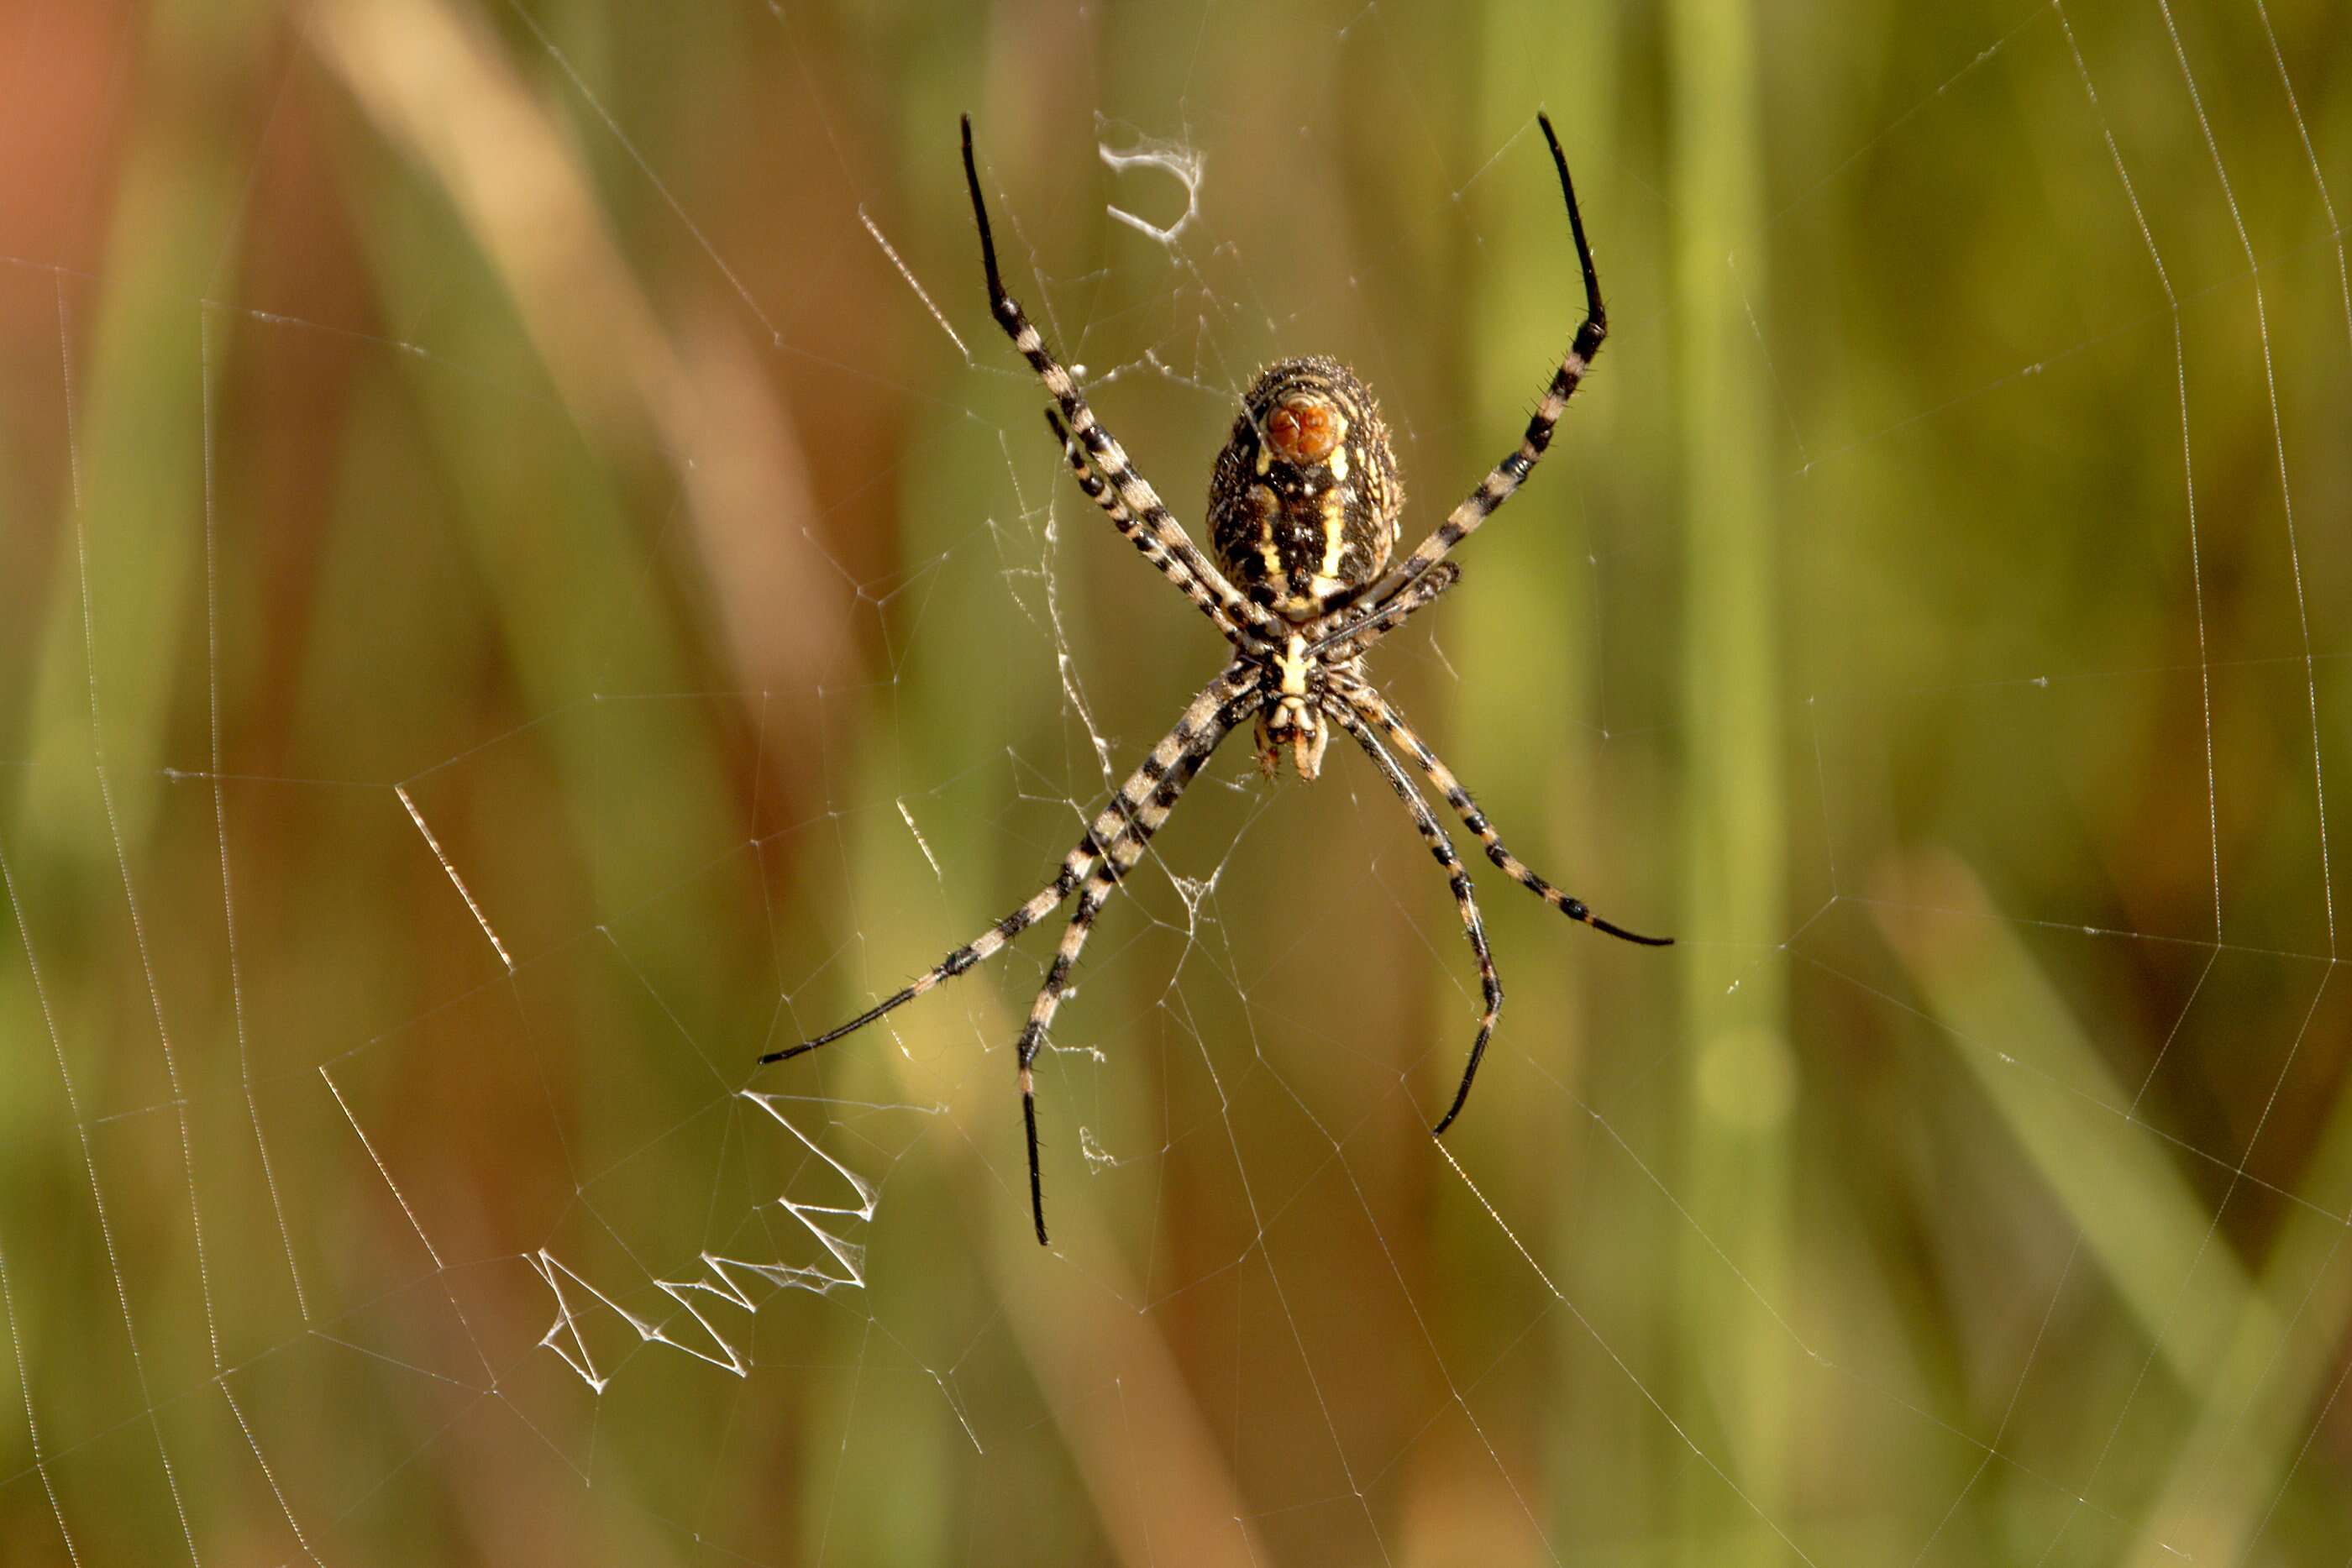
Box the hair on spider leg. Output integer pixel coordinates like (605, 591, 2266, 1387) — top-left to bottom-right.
(761, 111, 1667, 1246)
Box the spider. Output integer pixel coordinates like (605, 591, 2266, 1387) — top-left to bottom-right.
(763, 113, 1668, 1245)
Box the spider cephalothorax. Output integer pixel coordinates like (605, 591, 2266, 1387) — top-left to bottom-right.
(1208, 356, 1404, 623)
(763, 113, 1669, 1246)
(1253, 629, 1345, 781)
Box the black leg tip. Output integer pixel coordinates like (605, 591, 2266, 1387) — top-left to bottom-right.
(1564, 898, 1668, 947)
(1023, 1090, 1050, 1245)
(1530, 111, 1601, 323)
(960, 113, 1005, 301)
(757, 1041, 815, 1065)
(1593, 915, 1673, 947)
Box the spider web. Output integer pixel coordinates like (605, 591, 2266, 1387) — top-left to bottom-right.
(3, 0, 2349, 1563)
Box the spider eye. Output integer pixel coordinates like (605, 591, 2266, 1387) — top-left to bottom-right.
(1267, 397, 1341, 464)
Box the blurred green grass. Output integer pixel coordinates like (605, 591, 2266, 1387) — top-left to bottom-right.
(3, 0, 2349, 1563)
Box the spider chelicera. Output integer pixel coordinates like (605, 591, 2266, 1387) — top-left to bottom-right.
(763, 113, 1668, 1245)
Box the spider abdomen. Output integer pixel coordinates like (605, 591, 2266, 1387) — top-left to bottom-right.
(1208, 356, 1403, 621)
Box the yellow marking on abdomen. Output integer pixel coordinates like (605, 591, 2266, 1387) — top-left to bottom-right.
(1306, 488, 1349, 603)
(1252, 485, 1285, 586)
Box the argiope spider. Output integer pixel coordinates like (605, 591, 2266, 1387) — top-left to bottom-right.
(763, 113, 1669, 1245)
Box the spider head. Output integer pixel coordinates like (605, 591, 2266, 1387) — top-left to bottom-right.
(1209, 357, 1403, 623)
(1255, 695, 1329, 782)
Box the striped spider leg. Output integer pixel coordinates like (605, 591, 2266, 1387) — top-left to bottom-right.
(962, 117, 1274, 654)
(1308, 564, 1460, 664)
(1044, 409, 1248, 645)
(1324, 110, 1607, 653)
(1323, 700, 1502, 1132)
(765, 665, 1261, 1245)
(1341, 684, 1669, 1130)
(1006, 680, 1261, 1243)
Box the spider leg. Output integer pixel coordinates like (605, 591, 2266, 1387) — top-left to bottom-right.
(1372, 113, 1604, 609)
(1346, 688, 1670, 947)
(1324, 701, 1502, 1137)
(1045, 409, 1250, 645)
(961, 116, 1271, 648)
(1307, 564, 1460, 662)
(762, 665, 1255, 1066)
(1016, 687, 1260, 1245)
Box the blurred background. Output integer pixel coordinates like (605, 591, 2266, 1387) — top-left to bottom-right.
(3, 0, 2349, 1562)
